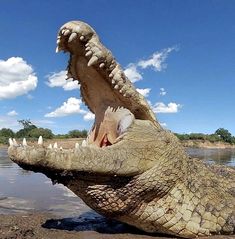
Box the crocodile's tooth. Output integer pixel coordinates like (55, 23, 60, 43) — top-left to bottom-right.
(85, 43, 89, 47)
(60, 147, 63, 150)
(9, 138, 13, 146)
(55, 46, 59, 53)
(68, 32, 77, 42)
(53, 142, 58, 149)
(81, 140, 87, 147)
(85, 50, 92, 57)
(111, 66, 120, 75)
(80, 35, 85, 41)
(75, 143, 80, 149)
(117, 113, 134, 135)
(22, 138, 27, 147)
(64, 29, 70, 36)
(109, 64, 115, 69)
(13, 138, 18, 146)
(56, 39, 61, 44)
(61, 29, 66, 34)
(48, 144, 52, 149)
(109, 73, 114, 78)
(114, 85, 119, 90)
(88, 56, 98, 67)
(38, 136, 43, 145)
(111, 79, 116, 85)
(99, 63, 105, 68)
(85, 46, 91, 51)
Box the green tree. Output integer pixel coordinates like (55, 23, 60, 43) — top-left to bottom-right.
(68, 129, 88, 138)
(28, 128, 54, 139)
(16, 119, 37, 138)
(0, 128, 15, 138)
(18, 119, 36, 129)
(215, 128, 233, 143)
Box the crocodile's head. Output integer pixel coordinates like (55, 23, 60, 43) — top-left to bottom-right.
(8, 21, 185, 227)
(56, 21, 159, 148)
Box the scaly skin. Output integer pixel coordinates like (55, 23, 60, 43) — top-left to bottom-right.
(8, 21, 235, 238)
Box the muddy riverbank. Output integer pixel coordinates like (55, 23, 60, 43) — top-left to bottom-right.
(0, 212, 234, 239)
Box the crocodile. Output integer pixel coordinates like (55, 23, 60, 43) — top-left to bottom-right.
(8, 21, 235, 238)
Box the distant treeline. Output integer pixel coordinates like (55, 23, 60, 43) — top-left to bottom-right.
(1, 119, 234, 145)
(0, 119, 87, 144)
(175, 128, 235, 144)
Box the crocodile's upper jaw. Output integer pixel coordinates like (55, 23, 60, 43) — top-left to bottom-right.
(56, 21, 159, 147)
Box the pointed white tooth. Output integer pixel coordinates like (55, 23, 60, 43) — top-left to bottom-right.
(114, 85, 119, 90)
(38, 136, 43, 145)
(109, 73, 114, 78)
(80, 35, 85, 41)
(13, 138, 18, 146)
(117, 112, 134, 135)
(61, 29, 66, 34)
(53, 142, 58, 149)
(55, 46, 59, 53)
(56, 39, 61, 44)
(81, 140, 87, 147)
(48, 144, 52, 149)
(60, 147, 63, 150)
(9, 138, 13, 146)
(22, 138, 27, 147)
(68, 32, 77, 42)
(75, 143, 80, 149)
(85, 43, 89, 47)
(111, 80, 115, 84)
(99, 63, 105, 68)
(85, 46, 91, 51)
(64, 29, 70, 36)
(85, 50, 92, 57)
(88, 56, 98, 67)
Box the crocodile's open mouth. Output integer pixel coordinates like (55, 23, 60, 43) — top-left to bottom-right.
(56, 21, 156, 148)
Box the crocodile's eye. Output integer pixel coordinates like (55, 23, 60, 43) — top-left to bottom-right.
(117, 113, 134, 136)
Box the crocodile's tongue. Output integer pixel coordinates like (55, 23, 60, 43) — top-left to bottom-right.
(88, 107, 134, 147)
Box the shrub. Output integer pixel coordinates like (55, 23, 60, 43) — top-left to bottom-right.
(28, 128, 54, 139)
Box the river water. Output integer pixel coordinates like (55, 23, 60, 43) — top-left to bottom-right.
(0, 147, 234, 217)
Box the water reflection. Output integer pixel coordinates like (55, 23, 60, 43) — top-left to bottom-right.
(0, 148, 90, 216)
(0, 147, 234, 216)
(186, 148, 235, 167)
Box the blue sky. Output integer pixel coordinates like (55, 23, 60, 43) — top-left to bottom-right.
(0, 0, 235, 135)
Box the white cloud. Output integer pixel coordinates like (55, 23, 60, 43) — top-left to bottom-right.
(33, 119, 55, 127)
(152, 102, 182, 113)
(160, 88, 166, 96)
(0, 116, 19, 131)
(138, 47, 177, 72)
(83, 112, 95, 121)
(136, 88, 151, 97)
(124, 64, 142, 83)
(46, 70, 80, 91)
(45, 97, 86, 118)
(7, 110, 18, 117)
(0, 57, 37, 99)
(160, 122, 167, 127)
(124, 46, 177, 84)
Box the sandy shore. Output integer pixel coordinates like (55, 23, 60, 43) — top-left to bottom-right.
(0, 213, 234, 239)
